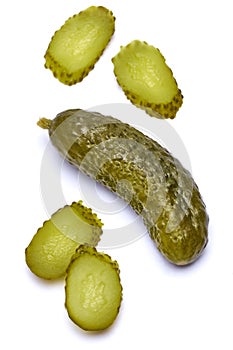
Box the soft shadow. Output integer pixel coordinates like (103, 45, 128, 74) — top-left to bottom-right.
(25, 265, 65, 286)
(66, 302, 124, 337)
(158, 241, 211, 274)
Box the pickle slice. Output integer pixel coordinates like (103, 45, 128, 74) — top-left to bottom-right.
(65, 245, 122, 331)
(25, 201, 103, 279)
(44, 6, 115, 85)
(112, 40, 183, 119)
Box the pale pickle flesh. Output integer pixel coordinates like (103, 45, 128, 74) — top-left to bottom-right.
(25, 201, 103, 279)
(112, 40, 183, 119)
(44, 6, 115, 85)
(65, 245, 122, 331)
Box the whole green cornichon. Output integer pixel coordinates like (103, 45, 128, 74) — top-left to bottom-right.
(38, 109, 209, 265)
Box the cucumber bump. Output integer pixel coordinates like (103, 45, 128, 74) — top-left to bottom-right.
(112, 40, 183, 119)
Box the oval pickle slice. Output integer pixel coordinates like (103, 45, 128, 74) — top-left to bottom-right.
(112, 40, 183, 119)
(25, 201, 103, 279)
(44, 6, 115, 85)
(65, 245, 122, 331)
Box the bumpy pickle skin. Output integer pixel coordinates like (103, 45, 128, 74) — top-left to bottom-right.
(38, 109, 209, 265)
(25, 201, 103, 279)
(44, 6, 115, 85)
(65, 245, 122, 331)
(112, 40, 183, 119)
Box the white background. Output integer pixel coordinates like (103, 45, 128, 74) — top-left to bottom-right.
(1, 0, 233, 348)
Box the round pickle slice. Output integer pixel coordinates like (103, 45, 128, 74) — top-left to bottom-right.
(44, 6, 115, 85)
(25, 201, 103, 279)
(112, 40, 183, 119)
(65, 245, 122, 331)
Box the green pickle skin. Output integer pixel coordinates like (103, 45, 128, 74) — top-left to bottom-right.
(38, 109, 209, 265)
